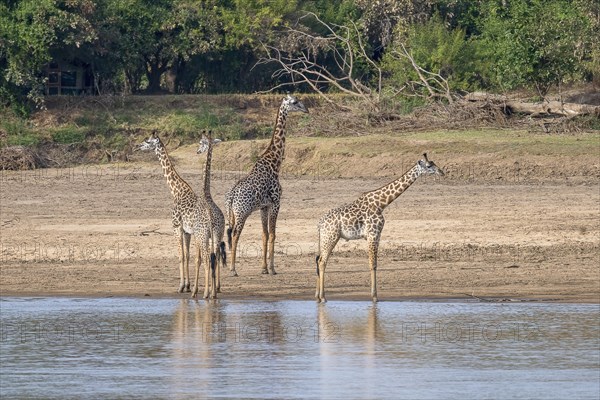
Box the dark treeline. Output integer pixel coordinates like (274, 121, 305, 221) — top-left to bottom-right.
(1, 0, 598, 114)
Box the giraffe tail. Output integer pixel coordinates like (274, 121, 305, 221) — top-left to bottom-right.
(315, 255, 321, 276)
(210, 253, 217, 279)
(224, 192, 234, 250)
(226, 228, 232, 250)
(219, 241, 227, 266)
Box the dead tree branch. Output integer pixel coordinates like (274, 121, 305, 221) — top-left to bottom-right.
(464, 92, 600, 117)
(255, 12, 382, 111)
(390, 44, 455, 104)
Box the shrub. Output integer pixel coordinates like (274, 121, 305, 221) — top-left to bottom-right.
(382, 15, 478, 96)
(51, 127, 85, 144)
(476, 0, 596, 94)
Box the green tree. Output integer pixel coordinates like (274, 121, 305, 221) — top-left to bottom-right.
(382, 14, 475, 97)
(105, 0, 221, 93)
(1, 0, 98, 108)
(184, 0, 302, 93)
(477, 0, 596, 94)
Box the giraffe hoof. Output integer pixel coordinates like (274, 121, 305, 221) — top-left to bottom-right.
(372, 297, 378, 303)
(185, 284, 191, 292)
(261, 268, 269, 275)
(270, 269, 277, 275)
(230, 270, 238, 277)
(177, 286, 185, 294)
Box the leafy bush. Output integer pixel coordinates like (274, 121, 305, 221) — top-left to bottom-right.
(51, 127, 85, 144)
(476, 0, 596, 94)
(1, 118, 39, 147)
(382, 15, 477, 95)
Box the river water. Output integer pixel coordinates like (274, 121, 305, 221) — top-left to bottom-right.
(0, 297, 598, 399)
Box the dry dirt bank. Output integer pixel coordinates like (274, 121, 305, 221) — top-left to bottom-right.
(1, 136, 598, 301)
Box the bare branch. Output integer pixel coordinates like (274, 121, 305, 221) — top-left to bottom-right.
(255, 12, 382, 111)
(391, 44, 455, 104)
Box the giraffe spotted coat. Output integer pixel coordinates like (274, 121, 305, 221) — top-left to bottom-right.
(316, 154, 445, 302)
(197, 130, 228, 291)
(225, 95, 308, 275)
(139, 133, 216, 299)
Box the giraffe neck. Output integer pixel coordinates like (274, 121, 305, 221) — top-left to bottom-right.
(259, 102, 289, 173)
(202, 142, 213, 200)
(155, 142, 193, 199)
(363, 163, 423, 210)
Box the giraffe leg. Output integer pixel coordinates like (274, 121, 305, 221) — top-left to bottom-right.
(217, 241, 226, 292)
(367, 236, 380, 303)
(209, 229, 220, 293)
(183, 232, 192, 292)
(316, 233, 339, 303)
(191, 241, 201, 299)
(230, 214, 248, 277)
(202, 243, 212, 299)
(210, 252, 217, 299)
(260, 207, 269, 274)
(215, 243, 221, 293)
(176, 228, 186, 293)
(267, 203, 280, 275)
(317, 253, 329, 303)
(226, 213, 238, 277)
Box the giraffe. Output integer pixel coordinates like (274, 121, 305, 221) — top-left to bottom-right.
(138, 132, 217, 299)
(196, 130, 228, 292)
(225, 94, 308, 276)
(315, 153, 445, 303)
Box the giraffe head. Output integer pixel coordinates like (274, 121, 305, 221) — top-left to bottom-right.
(282, 94, 309, 114)
(138, 131, 163, 153)
(197, 130, 222, 154)
(417, 153, 445, 176)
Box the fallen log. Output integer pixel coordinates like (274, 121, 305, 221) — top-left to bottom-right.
(464, 92, 600, 117)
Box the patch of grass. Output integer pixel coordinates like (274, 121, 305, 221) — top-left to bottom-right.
(2, 118, 30, 136)
(103, 133, 129, 151)
(131, 102, 244, 140)
(380, 95, 427, 115)
(575, 115, 600, 131)
(6, 132, 40, 147)
(1, 118, 41, 147)
(51, 126, 85, 144)
(221, 124, 246, 141)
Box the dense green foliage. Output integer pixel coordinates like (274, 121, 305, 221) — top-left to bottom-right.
(1, 0, 598, 112)
(477, 0, 597, 94)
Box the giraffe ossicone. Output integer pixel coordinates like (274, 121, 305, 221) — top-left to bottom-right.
(315, 153, 444, 303)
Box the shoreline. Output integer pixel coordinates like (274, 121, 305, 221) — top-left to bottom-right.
(1, 291, 597, 303)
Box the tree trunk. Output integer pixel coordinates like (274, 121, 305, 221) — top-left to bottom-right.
(464, 92, 600, 117)
(145, 61, 164, 94)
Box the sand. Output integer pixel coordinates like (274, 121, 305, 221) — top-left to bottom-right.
(1, 148, 598, 302)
